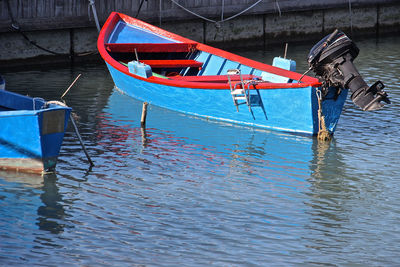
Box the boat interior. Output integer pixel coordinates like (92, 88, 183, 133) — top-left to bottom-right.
(105, 42, 294, 84)
(0, 90, 45, 111)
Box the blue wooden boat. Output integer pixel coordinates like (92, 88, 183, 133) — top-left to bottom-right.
(98, 12, 350, 135)
(0, 89, 71, 173)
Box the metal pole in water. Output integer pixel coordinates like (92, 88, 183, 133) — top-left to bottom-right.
(141, 102, 148, 128)
(60, 74, 94, 166)
(70, 115, 95, 166)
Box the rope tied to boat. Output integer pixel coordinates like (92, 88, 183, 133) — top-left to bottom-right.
(316, 89, 332, 141)
(44, 100, 80, 121)
(45, 100, 68, 108)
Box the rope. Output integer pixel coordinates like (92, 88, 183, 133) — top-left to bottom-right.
(275, 0, 282, 17)
(45, 100, 68, 107)
(316, 89, 332, 141)
(88, 0, 101, 32)
(299, 66, 312, 82)
(5, 0, 64, 55)
(169, 0, 263, 24)
(5, 0, 97, 57)
(136, 0, 148, 18)
(348, 0, 353, 35)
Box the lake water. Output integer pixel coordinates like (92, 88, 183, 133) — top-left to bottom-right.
(1, 35, 399, 266)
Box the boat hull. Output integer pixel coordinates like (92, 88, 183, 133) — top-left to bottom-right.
(106, 63, 347, 135)
(0, 91, 71, 173)
(99, 12, 347, 135)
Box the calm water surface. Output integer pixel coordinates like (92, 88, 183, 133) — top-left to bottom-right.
(1, 35, 399, 266)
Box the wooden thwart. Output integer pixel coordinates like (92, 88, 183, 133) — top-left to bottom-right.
(141, 102, 148, 128)
(105, 42, 197, 53)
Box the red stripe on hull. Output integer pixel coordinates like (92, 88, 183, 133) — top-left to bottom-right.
(97, 12, 321, 90)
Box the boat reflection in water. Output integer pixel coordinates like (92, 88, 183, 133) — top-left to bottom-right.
(96, 89, 356, 257)
(0, 87, 360, 266)
(100, 88, 350, 188)
(0, 171, 68, 252)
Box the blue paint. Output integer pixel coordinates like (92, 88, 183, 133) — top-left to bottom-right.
(0, 90, 71, 172)
(220, 60, 240, 74)
(107, 63, 347, 135)
(128, 60, 152, 78)
(238, 64, 253, 74)
(102, 17, 347, 135)
(109, 21, 175, 44)
(262, 57, 297, 83)
(200, 55, 226, 76)
(273, 57, 296, 71)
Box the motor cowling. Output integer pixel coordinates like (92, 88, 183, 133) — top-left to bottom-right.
(308, 29, 390, 111)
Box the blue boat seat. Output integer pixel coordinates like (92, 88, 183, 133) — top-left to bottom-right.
(261, 57, 296, 83)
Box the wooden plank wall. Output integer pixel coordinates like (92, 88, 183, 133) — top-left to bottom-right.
(0, 0, 398, 32)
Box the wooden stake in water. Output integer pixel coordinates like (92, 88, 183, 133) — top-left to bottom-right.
(141, 102, 148, 128)
(284, 43, 288, 59)
(61, 74, 81, 99)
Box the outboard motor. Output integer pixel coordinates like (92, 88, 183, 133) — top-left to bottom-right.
(307, 29, 390, 111)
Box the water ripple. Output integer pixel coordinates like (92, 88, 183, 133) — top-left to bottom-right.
(1, 36, 400, 266)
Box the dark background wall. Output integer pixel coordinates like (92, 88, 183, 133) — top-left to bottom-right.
(0, 0, 399, 64)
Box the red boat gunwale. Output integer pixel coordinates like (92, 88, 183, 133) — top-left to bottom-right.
(98, 12, 321, 90)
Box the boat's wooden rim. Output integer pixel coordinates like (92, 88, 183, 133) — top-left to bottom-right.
(98, 12, 321, 90)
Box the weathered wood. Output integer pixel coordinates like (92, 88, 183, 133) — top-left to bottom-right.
(141, 102, 148, 128)
(1, 0, 398, 33)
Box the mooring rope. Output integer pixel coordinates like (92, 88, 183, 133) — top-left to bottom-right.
(275, 0, 282, 17)
(169, 0, 264, 24)
(44, 74, 94, 167)
(5, 0, 98, 57)
(45, 100, 68, 107)
(348, 0, 353, 35)
(5, 0, 63, 55)
(88, 0, 101, 32)
(316, 89, 332, 141)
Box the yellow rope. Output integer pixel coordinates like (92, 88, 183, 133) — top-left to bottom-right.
(316, 89, 332, 141)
